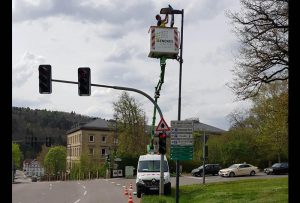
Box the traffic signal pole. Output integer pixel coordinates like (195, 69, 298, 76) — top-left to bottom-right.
(51, 79, 164, 119)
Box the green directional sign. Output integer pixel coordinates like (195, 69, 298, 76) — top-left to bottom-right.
(170, 145, 193, 160)
(170, 120, 194, 160)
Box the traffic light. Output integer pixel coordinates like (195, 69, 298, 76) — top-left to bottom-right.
(39, 65, 52, 94)
(78, 67, 91, 96)
(158, 132, 167, 154)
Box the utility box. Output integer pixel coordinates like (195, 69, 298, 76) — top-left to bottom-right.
(125, 166, 134, 178)
(148, 26, 179, 59)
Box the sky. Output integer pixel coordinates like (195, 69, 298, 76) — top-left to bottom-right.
(12, 0, 252, 131)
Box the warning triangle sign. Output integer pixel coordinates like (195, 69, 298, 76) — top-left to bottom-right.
(156, 118, 170, 131)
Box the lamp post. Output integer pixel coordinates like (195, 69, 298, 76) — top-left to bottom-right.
(160, 6, 184, 203)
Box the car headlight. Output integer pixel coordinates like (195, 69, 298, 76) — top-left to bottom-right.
(138, 178, 145, 184)
(164, 176, 170, 183)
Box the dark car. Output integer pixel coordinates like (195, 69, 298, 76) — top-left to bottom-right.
(264, 162, 288, 175)
(191, 164, 221, 177)
(31, 176, 38, 182)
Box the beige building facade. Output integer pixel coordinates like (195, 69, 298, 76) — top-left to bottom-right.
(66, 118, 117, 170)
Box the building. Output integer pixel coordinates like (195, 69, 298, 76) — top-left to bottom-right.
(66, 118, 117, 170)
(23, 159, 45, 177)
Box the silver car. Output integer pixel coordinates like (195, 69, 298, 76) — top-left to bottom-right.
(219, 163, 259, 177)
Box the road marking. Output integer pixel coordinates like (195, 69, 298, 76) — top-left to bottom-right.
(84, 191, 87, 196)
(111, 182, 115, 184)
(81, 185, 86, 189)
(77, 182, 80, 184)
(116, 183, 121, 186)
(74, 199, 81, 203)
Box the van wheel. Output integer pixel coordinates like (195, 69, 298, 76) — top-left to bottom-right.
(164, 185, 171, 195)
(137, 190, 141, 198)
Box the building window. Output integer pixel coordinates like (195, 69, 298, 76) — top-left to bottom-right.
(114, 138, 118, 144)
(101, 148, 107, 156)
(89, 135, 94, 142)
(102, 136, 106, 143)
(89, 148, 94, 155)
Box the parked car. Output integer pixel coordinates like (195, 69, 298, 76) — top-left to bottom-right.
(191, 164, 221, 177)
(264, 162, 288, 175)
(31, 176, 38, 182)
(218, 163, 259, 177)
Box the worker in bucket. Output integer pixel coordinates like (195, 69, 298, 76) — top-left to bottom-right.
(156, 14, 168, 27)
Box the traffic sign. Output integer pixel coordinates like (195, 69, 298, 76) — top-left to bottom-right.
(156, 118, 170, 132)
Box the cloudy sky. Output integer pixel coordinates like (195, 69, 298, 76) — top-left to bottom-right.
(12, 0, 252, 131)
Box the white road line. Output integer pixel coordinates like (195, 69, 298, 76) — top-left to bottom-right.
(111, 182, 115, 184)
(81, 185, 86, 189)
(116, 183, 121, 186)
(77, 182, 80, 184)
(84, 191, 87, 196)
(74, 199, 81, 203)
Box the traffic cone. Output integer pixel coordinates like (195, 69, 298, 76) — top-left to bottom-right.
(124, 187, 128, 195)
(128, 192, 133, 203)
(129, 183, 133, 190)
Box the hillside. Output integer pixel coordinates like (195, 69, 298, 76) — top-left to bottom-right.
(12, 106, 99, 159)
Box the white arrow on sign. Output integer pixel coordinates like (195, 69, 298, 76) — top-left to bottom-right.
(156, 117, 170, 132)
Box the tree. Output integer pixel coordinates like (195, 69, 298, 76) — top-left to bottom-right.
(112, 91, 148, 157)
(250, 81, 288, 162)
(12, 143, 22, 168)
(44, 146, 66, 175)
(227, 0, 288, 100)
(36, 144, 50, 167)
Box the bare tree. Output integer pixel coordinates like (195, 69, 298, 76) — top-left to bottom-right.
(227, 0, 288, 100)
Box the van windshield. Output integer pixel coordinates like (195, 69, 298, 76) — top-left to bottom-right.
(138, 160, 169, 172)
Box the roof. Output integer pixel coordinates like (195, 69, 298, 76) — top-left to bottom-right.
(193, 122, 226, 134)
(138, 154, 167, 161)
(66, 118, 113, 134)
(23, 159, 33, 164)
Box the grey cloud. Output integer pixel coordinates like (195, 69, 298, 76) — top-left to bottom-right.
(94, 64, 153, 91)
(13, 0, 156, 26)
(12, 96, 51, 108)
(186, 0, 234, 23)
(12, 52, 45, 87)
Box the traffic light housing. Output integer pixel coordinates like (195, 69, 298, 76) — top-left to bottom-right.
(78, 67, 91, 96)
(39, 65, 52, 94)
(158, 132, 167, 154)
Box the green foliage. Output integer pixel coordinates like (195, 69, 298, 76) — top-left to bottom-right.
(113, 92, 148, 157)
(44, 146, 67, 175)
(142, 178, 288, 203)
(12, 106, 95, 159)
(12, 143, 22, 168)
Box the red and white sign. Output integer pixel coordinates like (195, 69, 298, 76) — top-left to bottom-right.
(156, 118, 170, 132)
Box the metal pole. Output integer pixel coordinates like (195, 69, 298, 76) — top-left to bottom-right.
(160, 153, 164, 195)
(203, 131, 206, 184)
(176, 9, 184, 203)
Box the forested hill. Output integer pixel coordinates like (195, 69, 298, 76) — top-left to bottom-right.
(12, 106, 98, 159)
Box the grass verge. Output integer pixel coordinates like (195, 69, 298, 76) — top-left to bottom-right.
(141, 177, 288, 203)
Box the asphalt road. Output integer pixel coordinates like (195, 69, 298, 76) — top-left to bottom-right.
(12, 170, 287, 203)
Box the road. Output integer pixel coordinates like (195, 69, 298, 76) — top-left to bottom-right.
(12, 171, 287, 203)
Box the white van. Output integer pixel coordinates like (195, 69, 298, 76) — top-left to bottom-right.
(135, 154, 171, 198)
